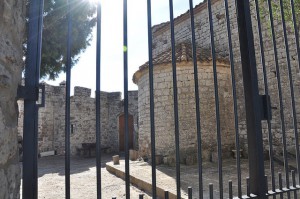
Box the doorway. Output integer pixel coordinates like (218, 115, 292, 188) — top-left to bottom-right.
(119, 114, 134, 151)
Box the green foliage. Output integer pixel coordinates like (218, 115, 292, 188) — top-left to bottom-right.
(41, 0, 96, 80)
(258, 0, 300, 30)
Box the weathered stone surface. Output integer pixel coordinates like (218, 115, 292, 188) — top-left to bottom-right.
(0, 169, 8, 199)
(134, 61, 235, 162)
(129, 149, 138, 161)
(133, 0, 300, 162)
(0, 0, 25, 197)
(113, 155, 120, 165)
(0, 165, 21, 199)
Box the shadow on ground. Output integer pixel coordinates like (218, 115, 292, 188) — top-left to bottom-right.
(37, 153, 114, 177)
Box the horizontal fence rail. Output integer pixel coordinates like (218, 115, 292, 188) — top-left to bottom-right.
(21, 0, 300, 198)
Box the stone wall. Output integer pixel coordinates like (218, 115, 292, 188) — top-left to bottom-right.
(146, 0, 300, 157)
(250, 1, 300, 157)
(135, 61, 234, 163)
(147, 0, 246, 159)
(18, 83, 139, 156)
(0, 0, 26, 198)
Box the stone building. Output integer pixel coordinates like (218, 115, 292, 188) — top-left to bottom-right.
(18, 82, 139, 156)
(2, 0, 300, 197)
(133, 43, 235, 162)
(134, 0, 300, 163)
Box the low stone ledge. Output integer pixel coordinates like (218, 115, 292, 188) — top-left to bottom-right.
(106, 161, 180, 199)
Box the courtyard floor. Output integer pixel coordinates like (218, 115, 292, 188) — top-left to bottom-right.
(20, 154, 298, 199)
(20, 154, 150, 199)
(107, 158, 295, 198)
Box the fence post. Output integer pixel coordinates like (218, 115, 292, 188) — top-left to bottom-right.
(236, 0, 267, 198)
(22, 0, 43, 198)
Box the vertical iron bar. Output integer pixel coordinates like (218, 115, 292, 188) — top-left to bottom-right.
(289, 0, 300, 183)
(168, 0, 181, 198)
(290, 9, 300, 177)
(209, 184, 213, 199)
(229, 181, 233, 199)
(279, 1, 298, 196)
(290, 7, 300, 180)
(35, 2, 43, 196)
(265, 0, 290, 196)
(290, 0, 300, 78)
(22, 0, 43, 197)
(289, 13, 300, 184)
(33, 103, 39, 199)
(223, 0, 242, 197)
(246, 177, 250, 197)
(207, 0, 223, 198)
(288, 6, 300, 185)
(188, 1, 203, 198)
(254, 0, 276, 195)
(265, 175, 269, 193)
(292, 170, 297, 199)
(123, 0, 130, 198)
(236, 0, 267, 197)
(165, 190, 169, 199)
(34, 0, 44, 198)
(96, 1, 102, 199)
(188, 187, 192, 199)
(279, 173, 283, 199)
(65, 0, 72, 198)
(146, 0, 157, 198)
(36, 0, 44, 83)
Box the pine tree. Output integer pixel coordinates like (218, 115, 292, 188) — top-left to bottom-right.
(41, 0, 96, 79)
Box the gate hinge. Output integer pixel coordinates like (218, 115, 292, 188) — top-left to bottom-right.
(260, 94, 272, 121)
(17, 84, 45, 108)
(17, 85, 39, 101)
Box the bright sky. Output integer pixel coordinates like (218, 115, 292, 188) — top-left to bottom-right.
(46, 0, 204, 96)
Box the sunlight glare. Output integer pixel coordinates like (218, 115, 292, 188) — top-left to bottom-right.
(87, 0, 98, 5)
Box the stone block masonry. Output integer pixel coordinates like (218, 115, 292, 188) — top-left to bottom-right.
(141, 0, 300, 160)
(0, 0, 26, 198)
(134, 50, 235, 163)
(18, 84, 139, 156)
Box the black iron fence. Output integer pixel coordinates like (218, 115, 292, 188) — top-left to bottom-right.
(21, 0, 300, 198)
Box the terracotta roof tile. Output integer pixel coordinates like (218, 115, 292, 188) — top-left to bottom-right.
(138, 42, 229, 70)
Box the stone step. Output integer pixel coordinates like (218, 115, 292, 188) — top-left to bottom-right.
(106, 161, 180, 199)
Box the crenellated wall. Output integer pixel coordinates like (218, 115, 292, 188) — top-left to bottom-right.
(18, 83, 139, 156)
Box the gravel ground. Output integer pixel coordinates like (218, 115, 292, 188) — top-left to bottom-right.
(20, 154, 150, 199)
(20, 154, 298, 199)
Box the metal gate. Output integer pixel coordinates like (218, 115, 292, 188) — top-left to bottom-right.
(21, 0, 300, 198)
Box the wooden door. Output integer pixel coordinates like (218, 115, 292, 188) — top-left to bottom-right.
(119, 114, 134, 151)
